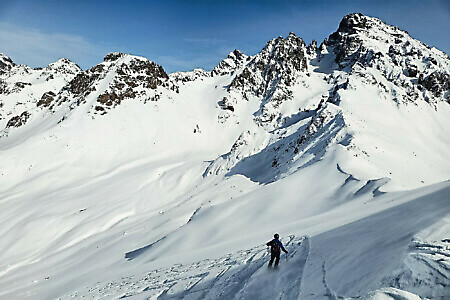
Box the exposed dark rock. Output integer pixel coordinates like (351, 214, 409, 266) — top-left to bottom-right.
(104, 52, 125, 62)
(307, 40, 318, 56)
(6, 111, 31, 128)
(0, 54, 15, 74)
(69, 73, 96, 95)
(227, 32, 310, 128)
(418, 71, 450, 98)
(230, 68, 257, 90)
(97, 88, 137, 107)
(90, 64, 105, 73)
(93, 57, 173, 112)
(171, 69, 210, 83)
(37, 91, 57, 107)
(406, 66, 418, 77)
(15, 82, 32, 89)
(319, 12, 449, 107)
(327, 14, 396, 67)
(118, 59, 168, 80)
(335, 13, 371, 35)
(5, 81, 33, 94)
(231, 49, 245, 61)
(218, 97, 235, 112)
(230, 32, 308, 97)
(45, 58, 81, 75)
(114, 58, 169, 91)
(212, 49, 248, 76)
(0, 79, 6, 94)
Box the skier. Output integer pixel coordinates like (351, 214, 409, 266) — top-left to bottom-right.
(266, 233, 288, 267)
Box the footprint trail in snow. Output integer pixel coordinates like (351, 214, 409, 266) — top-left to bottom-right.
(61, 236, 308, 299)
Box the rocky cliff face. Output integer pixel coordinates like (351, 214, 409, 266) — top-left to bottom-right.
(0, 56, 81, 131)
(0, 13, 448, 189)
(325, 13, 449, 103)
(67, 52, 177, 115)
(0, 14, 449, 299)
(203, 14, 449, 188)
(0, 52, 177, 133)
(230, 33, 308, 95)
(212, 49, 249, 76)
(0, 54, 15, 75)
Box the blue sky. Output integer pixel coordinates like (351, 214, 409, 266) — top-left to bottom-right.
(0, 0, 449, 73)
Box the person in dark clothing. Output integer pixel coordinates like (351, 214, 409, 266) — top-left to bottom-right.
(266, 233, 288, 267)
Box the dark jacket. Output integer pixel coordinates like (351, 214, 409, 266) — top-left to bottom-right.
(266, 238, 288, 254)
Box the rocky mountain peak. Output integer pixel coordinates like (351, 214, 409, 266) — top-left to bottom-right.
(263, 32, 306, 60)
(170, 68, 211, 83)
(252, 32, 308, 77)
(1, 13, 448, 134)
(45, 58, 81, 75)
(223, 32, 310, 128)
(229, 32, 308, 101)
(336, 13, 374, 34)
(228, 49, 245, 61)
(212, 49, 249, 76)
(322, 13, 449, 102)
(306, 40, 318, 56)
(29, 51, 178, 116)
(100, 53, 169, 82)
(326, 13, 410, 65)
(0, 53, 15, 75)
(104, 52, 126, 62)
(63, 53, 177, 115)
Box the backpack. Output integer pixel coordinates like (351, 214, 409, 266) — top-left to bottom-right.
(271, 239, 280, 253)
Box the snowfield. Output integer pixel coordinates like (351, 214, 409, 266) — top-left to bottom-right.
(0, 13, 449, 299)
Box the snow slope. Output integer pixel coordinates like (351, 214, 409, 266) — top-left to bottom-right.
(0, 13, 449, 299)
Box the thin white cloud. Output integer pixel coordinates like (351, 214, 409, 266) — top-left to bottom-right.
(184, 37, 227, 46)
(156, 54, 221, 72)
(0, 22, 113, 69)
(0, 22, 240, 73)
(156, 43, 238, 73)
(156, 42, 238, 73)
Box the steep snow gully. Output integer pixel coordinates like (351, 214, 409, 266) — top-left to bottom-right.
(0, 13, 449, 299)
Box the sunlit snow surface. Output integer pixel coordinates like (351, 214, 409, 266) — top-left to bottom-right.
(0, 14, 449, 299)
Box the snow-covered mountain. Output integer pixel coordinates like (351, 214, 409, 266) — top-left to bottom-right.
(0, 13, 449, 299)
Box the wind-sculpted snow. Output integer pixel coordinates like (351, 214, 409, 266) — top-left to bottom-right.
(52, 182, 449, 300)
(389, 238, 450, 298)
(0, 13, 449, 300)
(299, 184, 450, 299)
(61, 236, 308, 299)
(220, 109, 347, 183)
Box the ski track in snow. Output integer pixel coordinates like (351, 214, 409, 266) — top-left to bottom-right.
(61, 236, 309, 300)
(1, 13, 450, 300)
